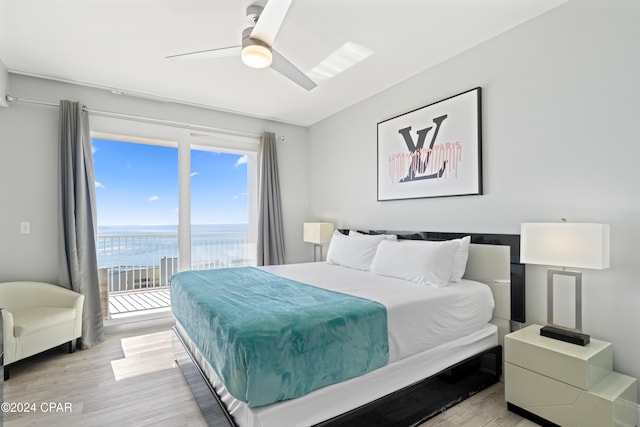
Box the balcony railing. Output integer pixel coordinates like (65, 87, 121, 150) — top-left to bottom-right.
(97, 231, 253, 318)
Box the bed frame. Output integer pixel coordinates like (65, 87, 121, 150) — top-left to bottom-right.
(173, 230, 525, 427)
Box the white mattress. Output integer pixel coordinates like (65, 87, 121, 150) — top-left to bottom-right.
(176, 322, 498, 427)
(175, 262, 499, 426)
(260, 262, 495, 362)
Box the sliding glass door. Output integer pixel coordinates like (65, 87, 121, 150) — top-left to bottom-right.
(92, 132, 259, 318)
(190, 147, 257, 269)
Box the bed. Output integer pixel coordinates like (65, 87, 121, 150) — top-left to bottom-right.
(171, 230, 525, 427)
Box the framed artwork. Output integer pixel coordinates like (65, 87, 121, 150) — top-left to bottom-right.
(377, 87, 482, 201)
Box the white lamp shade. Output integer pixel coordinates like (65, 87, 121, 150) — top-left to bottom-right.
(303, 223, 334, 244)
(520, 223, 610, 269)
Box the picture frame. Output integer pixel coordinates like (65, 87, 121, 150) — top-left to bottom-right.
(377, 87, 482, 201)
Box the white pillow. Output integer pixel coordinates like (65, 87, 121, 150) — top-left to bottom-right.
(450, 236, 471, 282)
(349, 230, 398, 241)
(370, 239, 459, 287)
(326, 231, 387, 271)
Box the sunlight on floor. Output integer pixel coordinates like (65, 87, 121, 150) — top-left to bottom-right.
(110, 330, 178, 381)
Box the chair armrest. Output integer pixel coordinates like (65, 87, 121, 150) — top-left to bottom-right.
(2, 309, 13, 337)
(71, 294, 85, 339)
(2, 309, 16, 364)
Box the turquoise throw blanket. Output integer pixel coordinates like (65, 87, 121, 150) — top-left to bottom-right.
(171, 267, 388, 407)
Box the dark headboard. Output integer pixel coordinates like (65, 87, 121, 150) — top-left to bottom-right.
(338, 229, 525, 325)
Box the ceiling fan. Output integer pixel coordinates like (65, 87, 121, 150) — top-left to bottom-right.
(166, 0, 316, 91)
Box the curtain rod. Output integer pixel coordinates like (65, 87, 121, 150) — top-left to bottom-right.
(4, 94, 275, 140)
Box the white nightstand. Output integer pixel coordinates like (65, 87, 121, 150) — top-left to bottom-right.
(505, 324, 638, 427)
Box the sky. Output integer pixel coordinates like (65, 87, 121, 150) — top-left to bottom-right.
(92, 138, 248, 226)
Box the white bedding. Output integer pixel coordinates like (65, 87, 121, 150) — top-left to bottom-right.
(175, 261, 498, 427)
(260, 262, 495, 362)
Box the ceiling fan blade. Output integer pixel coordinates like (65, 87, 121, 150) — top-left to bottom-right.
(250, 0, 292, 46)
(271, 49, 317, 91)
(166, 46, 241, 61)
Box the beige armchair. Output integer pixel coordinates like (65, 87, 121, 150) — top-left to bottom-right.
(0, 281, 84, 380)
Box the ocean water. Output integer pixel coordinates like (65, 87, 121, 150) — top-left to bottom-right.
(97, 223, 250, 269)
(97, 223, 248, 236)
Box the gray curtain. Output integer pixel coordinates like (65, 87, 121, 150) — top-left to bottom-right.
(58, 100, 104, 349)
(257, 132, 285, 265)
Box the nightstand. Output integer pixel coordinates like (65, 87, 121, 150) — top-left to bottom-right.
(505, 324, 638, 427)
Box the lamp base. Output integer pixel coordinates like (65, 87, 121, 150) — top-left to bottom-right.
(540, 325, 590, 346)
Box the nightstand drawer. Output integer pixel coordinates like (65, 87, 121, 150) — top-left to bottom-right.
(505, 325, 612, 390)
(506, 363, 638, 427)
(506, 362, 582, 426)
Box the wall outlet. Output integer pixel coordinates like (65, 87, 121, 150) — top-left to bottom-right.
(20, 221, 31, 234)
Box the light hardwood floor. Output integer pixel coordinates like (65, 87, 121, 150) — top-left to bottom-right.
(3, 327, 538, 427)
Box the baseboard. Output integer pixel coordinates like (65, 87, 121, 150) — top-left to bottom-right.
(634, 401, 640, 427)
(615, 394, 640, 426)
(0, 60, 7, 108)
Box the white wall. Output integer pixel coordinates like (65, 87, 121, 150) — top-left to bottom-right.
(308, 0, 640, 385)
(0, 74, 311, 284)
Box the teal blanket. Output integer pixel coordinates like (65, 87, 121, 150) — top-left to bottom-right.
(171, 267, 388, 407)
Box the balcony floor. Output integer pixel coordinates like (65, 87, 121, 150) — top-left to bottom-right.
(109, 289, 171, 318)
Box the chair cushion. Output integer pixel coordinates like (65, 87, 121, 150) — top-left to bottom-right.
(12, 307, 77, 337)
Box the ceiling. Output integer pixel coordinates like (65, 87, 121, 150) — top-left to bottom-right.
(0, 0, 568, 126)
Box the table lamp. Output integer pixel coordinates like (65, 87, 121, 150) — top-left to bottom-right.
(520, 220, 609, 345)
(303, 222, 334, 261)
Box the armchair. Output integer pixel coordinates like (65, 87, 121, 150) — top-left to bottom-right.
(0, 281, 84, 380)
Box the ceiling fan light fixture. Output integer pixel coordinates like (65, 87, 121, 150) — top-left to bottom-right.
(242, 44, 272, 68)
